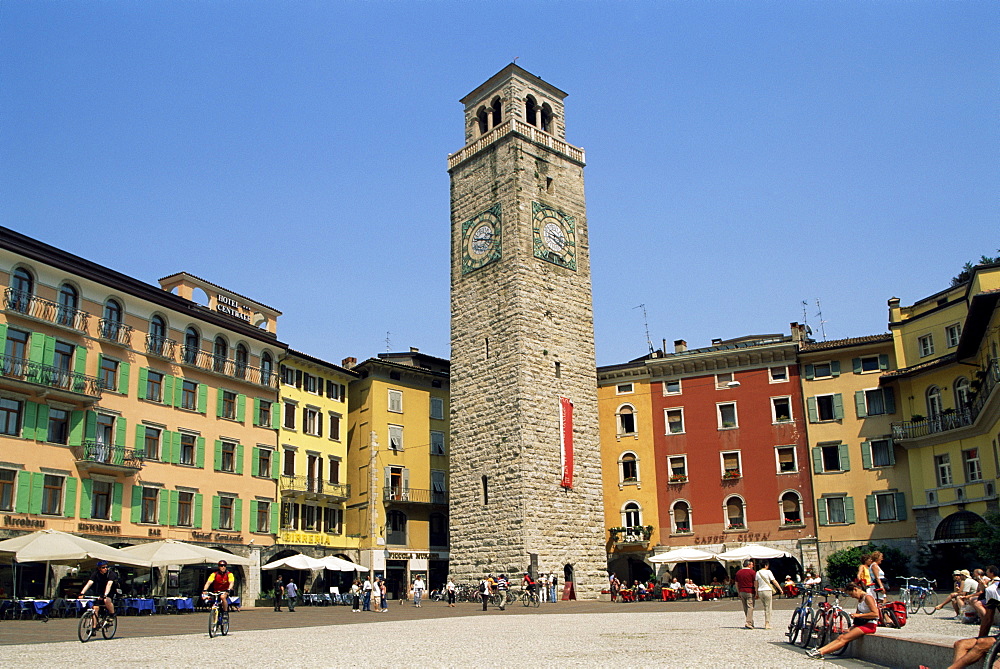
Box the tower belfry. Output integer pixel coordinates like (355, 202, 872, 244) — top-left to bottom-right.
(447, 65, 606, 596)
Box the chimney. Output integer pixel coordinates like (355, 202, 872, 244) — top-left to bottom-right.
(674, 339, 687, 353)
(790, 322, 803, 343)
(409, 347, 419, 353)
(711, 338, 722, 346)
(341, 357, 357, 369)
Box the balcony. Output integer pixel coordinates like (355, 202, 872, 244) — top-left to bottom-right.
(73, 441, 144, 475)
(0, 354, 103, 401)
(4, 289, 90, 332)
(383, 488, 448, 506)
(279, 475, 350, 501)
(892, 360, 999, 440)
(145, 334, 177, 360)
(179, 346, 277, 388)
(98, 319, 133, 347)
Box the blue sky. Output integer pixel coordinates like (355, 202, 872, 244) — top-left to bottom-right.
(2, 1, 996, 367)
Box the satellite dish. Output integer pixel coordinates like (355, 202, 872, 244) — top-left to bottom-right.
(805, 325, 813, 335)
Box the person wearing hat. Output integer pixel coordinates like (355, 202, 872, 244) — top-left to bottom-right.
(79, 560, 118, 621)
(202, 560, 235, 613)
(935, 570, 977, 617)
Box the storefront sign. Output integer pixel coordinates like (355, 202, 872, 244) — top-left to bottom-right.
(216, 293, 252, 323)
(192, 531, 243, 544)
(386, 552, 445, 560)
(3, 515, 45, 529)
(695, 532, 770, 545)
(78, 522, 121, 534)
(148, 528, 162, 537)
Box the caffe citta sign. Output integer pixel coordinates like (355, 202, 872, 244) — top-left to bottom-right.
(216, 294, 252, 323)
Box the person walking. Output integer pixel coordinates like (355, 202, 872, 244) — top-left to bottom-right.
(412, 574, 425, 607)
(285, 578, 298, 612)
(550, 573, 558, 602)
(446, 577, 456, 607)
(379, 577, 388, 612)
(496, 574, 509, 610)
(735, 558, 757, 629)
(754, 559, 782, 629)
(273, 575, 283, 612)
(362, 576, 373, 611)
(350, 579, 361, 612)
(539, 574, 549, 603)
(479, 575, 491, 611)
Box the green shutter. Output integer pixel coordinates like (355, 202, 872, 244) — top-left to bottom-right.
(63, 477, 77, 518)
(110, 482, 123, 522)
(69, 410, 85, 447)
(173, 378, 184, 408)
(137, 367, 148, 400)
(865, 494, 877, 523)
(804, 364, 815, 380)
(844, 496, 856, 524)
(251, 447, 260, 477)
(250, 500, 259, 531)
(196, 437, 205, 468)
(28, 333, 45, 364)
(816, 499, 828, 526)
(22, 402, 38, 440)
(29, 472, 44, 514)
(15, 471, 32, 512)
(197, 384, 207, 413)
(131, 485, 143, 523)
(84, 410, 97, 442)
(807, 397, 818, 423)
(236, 394, 246, 423)
(216, 388, 225, 418)
(134, 424, 146, 455)
(254, 398, 261, 426)
(833, 393, 844, 420)
(855, 391, 867, 418)
(234, 498, 243, 532)
(0, 324, 6, 345)
(80, 479, 93, 519)
(884, 387, 896, 414)
(269, 502, 278, 533)
(852, 357, 862, 374)
(878, 354, 889, 370)
(839, 442, 851, 471)
(160, 490, 170, 526)
(74, 345, 87, 375)
(271, 404, 279, 429)
(115, 416, 127, 448)
(211, 495, 221, 530)
(162, 374, 173, 404)
(895, 492, 907, 521)
(193, 493, 203, 529)
(236, 443, 244, 475)
(861, 441, 873, 469)
(831, 360, 841, 377)
(96, 354, 104, 383)
(35, 404, 50, 441)
(271, 453, 280, 480)
(214, 440, 223, 471)
(168, 490, 178, 526)
(812, 447, 823, 474)
(118, 361, 130, 395)
(887, 440, 896, 466)
(42, 336, 56, 367)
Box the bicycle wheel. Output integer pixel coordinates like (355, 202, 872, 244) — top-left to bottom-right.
(521, 592, 530, 607)
(787, 608, 803, 645)
(219, 609, 229, 636)
(101, 614, 117, 640)
(208, 607, 218, 638)
(900, 588, 912, 613)
(532, 593, 539, 608)
(826, 612, 852, 657)
(984, 638, 1000, 669)
(797, 609, 816, 648)
(78, 612, 95, 643)
(921, 590, 938, 615)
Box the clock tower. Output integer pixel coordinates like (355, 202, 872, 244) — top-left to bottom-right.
(448, 65, 606, 597)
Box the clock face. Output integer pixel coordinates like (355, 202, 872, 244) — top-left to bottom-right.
(532, 201, 576, 270)
(461, 204, 502, 274)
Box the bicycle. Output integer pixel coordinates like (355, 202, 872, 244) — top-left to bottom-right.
(521, 588, 540, 608)
(807, 589, 852, 656)
(797, 589, 830, 649)
(77, 598, 117, 643)
(898, 576, 937, 614)
(786, 586, 819, 646)
(204, 592, 230, 638)
(984, 636, 1000, 669)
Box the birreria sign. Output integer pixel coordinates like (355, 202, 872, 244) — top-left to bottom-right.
(216, 293, 252, 323)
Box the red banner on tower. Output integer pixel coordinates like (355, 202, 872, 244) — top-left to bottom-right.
(560, 397, 574, 488)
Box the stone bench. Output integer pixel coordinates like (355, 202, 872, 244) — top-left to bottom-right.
(846, 628, 956, 668)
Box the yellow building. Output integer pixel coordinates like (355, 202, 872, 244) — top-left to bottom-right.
(1, 228, 283, 600)
(596, 363, 660, 584)
(345, 349, 449, 599)
(884, 263, 1000, 570)
(275, 350, 358, 563)
(798, 334, 916, 566)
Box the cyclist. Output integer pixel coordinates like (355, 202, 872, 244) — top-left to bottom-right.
(78, 560, 117, 621)
(948, 565, 1000, 668)
(202, 560, 235, 613)
(523, 572, 537, 598)
(496, 574, 509, 610)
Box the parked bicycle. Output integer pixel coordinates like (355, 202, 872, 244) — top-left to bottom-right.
(204, 591, 230, 638)
(807, 588, 852, 655)
(898, 576, 937, 614)
(786, 586, 820, 646)
(78, 597, 117, 643)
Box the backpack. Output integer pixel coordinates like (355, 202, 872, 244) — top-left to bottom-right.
(883, 600, 907, 627)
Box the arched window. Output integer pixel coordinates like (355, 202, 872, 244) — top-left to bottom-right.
(491, 96, 502, 127)
(540, 102, 553, 132)
(101, 298, 123, 339)
(57, 284, 79, 326)
(616, 404, 637, 436)
(429, 512, 448, 547)
(213, 337, 228, 373)
(260, 351, 273, 385)
(954, 377, 971, 410)
(10, 267, 34, 312)
(725, 495, 746, 530)
(525, 95, 538, 127)
(183, 327, 200, 364)
(148, 315, 167, 355)
(386, 510, 407, 545)
(780, 491, 802, 525)
(477, 107, 489, 135)
(671, 500, 692, 534)
(235, 344, 248, 379)
(618, 451, 639, 484)
(926, 385, 943, 418)
(622, 501, 642, 530)
(934, 511, 984, 541)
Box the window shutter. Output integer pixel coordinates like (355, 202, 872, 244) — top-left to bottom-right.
(63, 477, 77, 518)
(118, 361, 130, 395)
(879, 354, 889, 370)
(844, 496, 856, 524)
(812, 447, 823, 474)
(173, 378, 183, 407)
(134, 424, 145, 455)
(807, 397, 818, 423)
(69, 410, 85, 447)
(197, 383, 207, 413)
(84, 410, 97, 442)
(861, 441, 873, 469)
(196, 436, 206, 468)
(402, 468, 410, 495)
(384, 467, 391, 492)
(887, 440, 896, 466)
(236, 444, 244, 475)
(833, 394, 844, 420)
(839, 442, 851, 471)
(131, 485, 142, 523)
(137, 367, 148, 400)
(211, 495, 221, 530)
(295, 369, 302, 388)
(804, 364, 815, 380)
(272, 405, 280, 429)
(22, 402, 37, 440)
(865, 495, 877, 523)
(855, 391, 867, 418)
(214, 440, 223, 471)
(816, 499, 828, 526)
(28, 333, 46, 365)
(79, 478, 93, 519)
(110, 482, 122, 521)
(160, 490, 170, 526)
(0, 324, 6, 345)
(852, 357, 862, 374)
(253, 398, 261, 426)
(271, 453, 280, 480)
(250, 500, 259, 531)
(34, 403, 49, 441)
(74, 345, 87, 375)
(96, 354, 104, 384)
(115, 416, 127, 448)
(318, 413, 323, 438)
(252, 447, 260, 477)
(326, 379, 335, 398)
(193, 493, 203, 529)
(884, 387, 896, 414)
(28, 473, 44, 515)
(216, 388, 225, 418)
(168, 491, 179, 526)
(15, 471, 32, 512)
(234, 498, 243, 532)
(270, 502, 279, 533)
(236, 394, 246, 423)
(894, 492, 907, 521)
(831, 360, 841, 377)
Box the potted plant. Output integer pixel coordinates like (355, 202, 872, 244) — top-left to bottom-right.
(722, 470, 741, 480)
(726, 522, 746, 531)
(909, 414, 925, 422)
(669, 474, 688, 484)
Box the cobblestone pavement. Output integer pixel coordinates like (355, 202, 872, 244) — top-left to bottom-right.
(0, 598, 939, 667)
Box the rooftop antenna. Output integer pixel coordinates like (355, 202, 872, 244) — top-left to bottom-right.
(815, 298, 828, 341)
(634, 304, 655, 356)
(801, 300, 814, 339)
(385, 331, 392, 352)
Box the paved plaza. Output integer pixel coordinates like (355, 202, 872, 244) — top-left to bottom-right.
(1, 597, 977, 667)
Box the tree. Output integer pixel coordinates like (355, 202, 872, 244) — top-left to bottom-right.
(951, 250, 1000, 286)
(825, 544, 910, 588)
(973, 512, 1000, 566)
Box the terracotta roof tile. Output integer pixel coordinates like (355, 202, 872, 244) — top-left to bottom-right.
(798, 334, 892, 353)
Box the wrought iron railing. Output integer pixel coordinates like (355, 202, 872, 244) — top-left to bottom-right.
(145, 334, 177, 359)
(98, 319, 133, 346)
(892, 361, 998, 440)
(74, 440, 144, 470)
(179, 346, 277, 388)
(0, 354, 103, 397)
(383, 488, 448, 505)
(279, 475, 350, 499)
(4, 289, 90, 331)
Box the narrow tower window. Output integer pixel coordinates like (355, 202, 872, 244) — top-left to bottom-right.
(491, 96, 502, 127)
(482, 475, 489, 505)
(555, 361, 561, 378)
(546, 177, 553, 194)
(485, 338, 489, 360)
(525, 95, 538, 126)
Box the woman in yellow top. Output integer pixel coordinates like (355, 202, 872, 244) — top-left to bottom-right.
(856, 553, 873, 589)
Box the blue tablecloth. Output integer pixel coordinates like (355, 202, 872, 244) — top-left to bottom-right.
(171, 597, 195, 611)
(125, 598, 156, 614)
(18, 599, 50, 616)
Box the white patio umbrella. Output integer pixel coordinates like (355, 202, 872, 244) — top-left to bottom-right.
(118, 539, 252, 566)
(261, 554, 327, 571)
(715, 544, 791, 562)
(318, 555, 369, 572)
(648, 547, 719, 564)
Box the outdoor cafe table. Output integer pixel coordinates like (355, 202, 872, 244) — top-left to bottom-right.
(124, 598, 156, 615)
(18, 599, 50, 617)
(167, 597, 195, 612)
